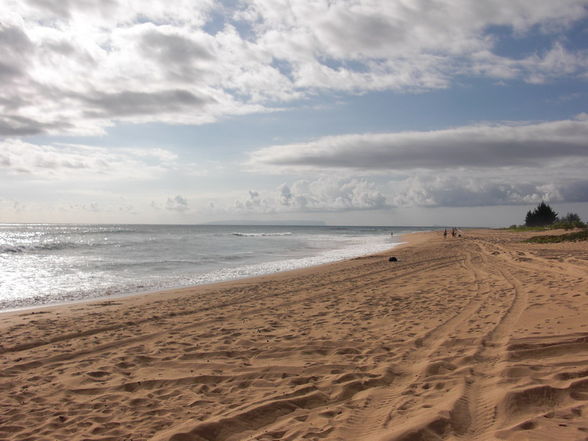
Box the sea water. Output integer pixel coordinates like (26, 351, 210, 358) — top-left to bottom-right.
(0, 224, 426, 311)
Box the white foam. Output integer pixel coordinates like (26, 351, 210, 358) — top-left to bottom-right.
(183, 236, 400, 286)
(0, 224, 417, 311)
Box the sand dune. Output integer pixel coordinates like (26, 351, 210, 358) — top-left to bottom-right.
(1, 229, 588, 441)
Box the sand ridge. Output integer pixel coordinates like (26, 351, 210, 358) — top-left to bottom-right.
(1, 229, 588, 441)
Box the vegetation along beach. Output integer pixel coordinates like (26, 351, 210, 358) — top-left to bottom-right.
(3, 0, 588, 440)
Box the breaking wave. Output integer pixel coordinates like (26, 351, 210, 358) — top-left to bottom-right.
(231, 232, 293, 237)
(0, 241, 100, 254)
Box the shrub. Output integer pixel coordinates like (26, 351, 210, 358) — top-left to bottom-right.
(549, 213, 585, 230)
(527, 229, 588, 243)
(561, 212, 582, 223)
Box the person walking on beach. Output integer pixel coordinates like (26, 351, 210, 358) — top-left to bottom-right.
(443, 228, 447, 239)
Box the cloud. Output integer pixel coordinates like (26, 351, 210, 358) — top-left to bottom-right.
(253, 0, 588, 90)
(0, 24, 34, 81)
(226, 174, 588, 215)
(21, 0, 212, 25)
(0, 115, 58, 136)
(0, 139, 175, 180)
(278, 183, 293, 206)
(165, 195, 189, 212)
(1, 0, 587, 135)
(386, 176, 586, 208)
(559, 180, 588, 202)
(140, 28, 212, 66)
(26, 0, 118, 19)
(232, 178, 388, 213)
(81, 89, 211, 118)
(248, 116, 588, 171)
(471, 42, 588, 84)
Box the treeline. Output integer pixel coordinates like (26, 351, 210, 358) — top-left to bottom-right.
(510, 202, 586, 230)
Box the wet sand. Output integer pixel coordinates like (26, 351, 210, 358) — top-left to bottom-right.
(1, 229, 588, 441)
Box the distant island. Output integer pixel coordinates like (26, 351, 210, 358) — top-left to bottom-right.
(205, 220, 327, 226)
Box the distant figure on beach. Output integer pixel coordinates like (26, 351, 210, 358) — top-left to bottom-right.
(390, 232, 393, 237)
(452, 227, 456, 237)
(443, 228, 447, 238)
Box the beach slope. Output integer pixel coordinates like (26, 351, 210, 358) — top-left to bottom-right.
(1, 229, 588, 441)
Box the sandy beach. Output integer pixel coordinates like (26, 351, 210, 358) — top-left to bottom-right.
(1, 229, 588, 441)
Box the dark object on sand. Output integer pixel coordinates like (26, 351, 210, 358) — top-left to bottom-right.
(388, 257, 398, 262)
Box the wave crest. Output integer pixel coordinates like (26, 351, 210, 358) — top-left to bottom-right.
(231, 232, 293, 237)
(0, 241, 99, 254)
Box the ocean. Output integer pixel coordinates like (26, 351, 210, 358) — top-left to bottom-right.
(0, 224, 427, 311)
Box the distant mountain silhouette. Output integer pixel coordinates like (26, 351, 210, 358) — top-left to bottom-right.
(205, 220, 327, 226)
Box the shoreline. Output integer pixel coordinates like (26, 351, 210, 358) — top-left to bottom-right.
(0, 231, 415, 315)
(2, 228, 587, 441)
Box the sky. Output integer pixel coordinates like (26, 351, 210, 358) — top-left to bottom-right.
(1, 0, 588, 227)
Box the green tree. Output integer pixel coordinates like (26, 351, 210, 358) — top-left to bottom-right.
(525, 202, 558, 227)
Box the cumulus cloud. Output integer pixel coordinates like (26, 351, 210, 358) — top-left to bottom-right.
(248, 116, 588, 171)
(250, 0, 588, 90)
(386, 176, 587, 208)
(232, 178, 388, 213)
(165, 195, 189, 212)
(226, 174, 588, 215)
(1, 0, 587, 135)
(234, 190, 272, 212)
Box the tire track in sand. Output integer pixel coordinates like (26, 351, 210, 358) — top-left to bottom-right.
(336, 248, 488, 441)
(456, 240, 529, 441)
